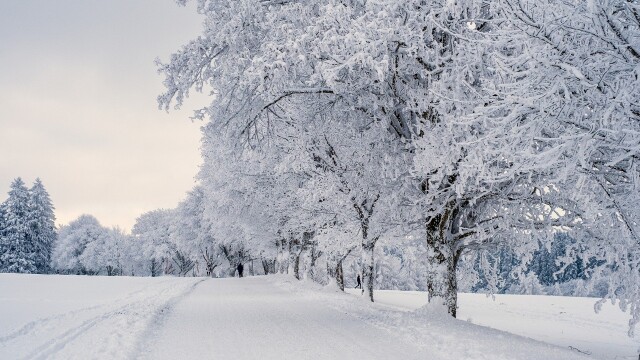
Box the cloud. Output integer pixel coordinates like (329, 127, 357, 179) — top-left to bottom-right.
(0, 0, 209, 231)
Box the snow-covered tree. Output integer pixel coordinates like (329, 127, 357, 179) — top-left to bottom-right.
(0, 201, 7, 267)
(52, 215, 106, 275)
(157, 0, 640, 332)
(53, 215, 144, 276)
(80, 227, 131, 276)
(496, 0, 640, 334)
(173, 186, 215, 276)
(132, 209, 179, 276)
(0, 178, 36, 273)
(27, 178, 56, 273)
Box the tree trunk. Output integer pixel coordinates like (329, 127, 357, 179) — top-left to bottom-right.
(361, 242, 375, 302)
(425, 211, 460, 317)
(276, 239, 289, 274)
(287, 241, 296, 274)
(150, 258, 160, 277)
(309, 251, 316, 280)
(308, 247, 321, 282)
(262, 258, 276, 274)
(293, 250, 302, 280)
(335, 259, 345, 291)
(353, 197, 379, 302)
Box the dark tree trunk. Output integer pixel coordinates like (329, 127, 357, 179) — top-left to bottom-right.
(335, 259, 345, 291)
(293, 251, 302, 280)
(425, 208, 461, 317)
(308, 247, 322, 282)
(150, 258, 160, 277)
(262, 258, 276, 274)
(202, 248, 219, 277)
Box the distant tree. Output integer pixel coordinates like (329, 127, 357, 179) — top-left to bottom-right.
(529, 233, 604, 287)
(0, 178, 36, 273)
(27, 178, 56, 273)
(173, 186, 214, 276)
(52, 215, 105, 274)
(467, 245, 522, 295)
(132, 209, 178, 276)
(81, 227, 131, 276)
(172, 250, 195, 277)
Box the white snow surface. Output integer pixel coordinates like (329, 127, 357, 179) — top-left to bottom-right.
(0, 274, 636, 360)
(345, 289, 640, 360)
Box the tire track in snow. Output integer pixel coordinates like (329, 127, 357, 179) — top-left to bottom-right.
(0, 278, 177, 345)
(0, 278, 203, 360)
(130, 278, 208, 360)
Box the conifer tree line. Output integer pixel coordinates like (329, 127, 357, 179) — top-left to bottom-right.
(0, 178, 56, 274)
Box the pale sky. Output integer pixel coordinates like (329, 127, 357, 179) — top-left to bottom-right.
(0, 1, 208, 231)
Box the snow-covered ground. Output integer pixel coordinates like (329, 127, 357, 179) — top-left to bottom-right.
(0, 275, 204, 359)
(345, 289, 639, 360)
(0, 274, 637, 360)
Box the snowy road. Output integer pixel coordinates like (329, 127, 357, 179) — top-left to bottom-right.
(139, 277, 429, 360)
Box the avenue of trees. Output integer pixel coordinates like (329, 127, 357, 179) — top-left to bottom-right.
(150, 0, 640, 332)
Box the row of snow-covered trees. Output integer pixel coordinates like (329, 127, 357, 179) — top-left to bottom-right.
(51, 215, 142, 276)
(50, 209, 605, 295)
(148, 0, 640, 332)
(0, 178, 56, 274)
(52, 212, 215, 278)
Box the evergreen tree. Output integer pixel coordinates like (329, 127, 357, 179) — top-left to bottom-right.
(0, 200, 7, 269)
(0, 178, 36, 273)
(470, 245, 522, 294)
(529, 233, 604, 286)
(27, 178, 56, 273)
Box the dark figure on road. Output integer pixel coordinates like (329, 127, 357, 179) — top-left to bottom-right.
(355, 274, 361, 289)
(237, 263, 244, 278)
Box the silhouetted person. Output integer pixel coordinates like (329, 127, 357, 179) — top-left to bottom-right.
(355, 274, 362, 289)
(237, 263, 244, 278)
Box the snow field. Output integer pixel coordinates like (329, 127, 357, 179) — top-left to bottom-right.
(271, 277, 592, 360)
(344, 289, 640, 359)
(0, 274, 203, 359)
(1, 274, 637, 359)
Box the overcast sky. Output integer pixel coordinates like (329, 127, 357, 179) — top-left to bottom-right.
(0, 1, 208, 231)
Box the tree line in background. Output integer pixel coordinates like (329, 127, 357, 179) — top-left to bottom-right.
(0, 178, 56, 274)
(56, 208, 611, 298)
(0, 176, 604, 299)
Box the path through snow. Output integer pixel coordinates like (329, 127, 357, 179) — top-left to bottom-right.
(141, 276, 429, 359)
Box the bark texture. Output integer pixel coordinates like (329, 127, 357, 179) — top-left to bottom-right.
(425, 208, 462, 317)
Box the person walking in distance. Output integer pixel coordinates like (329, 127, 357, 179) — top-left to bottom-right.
(237, 263, 244, 278)
(355, 274, 362, 289)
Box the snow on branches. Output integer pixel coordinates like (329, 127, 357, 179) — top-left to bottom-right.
(155, 0, 640, 333)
